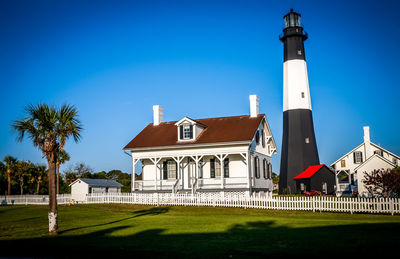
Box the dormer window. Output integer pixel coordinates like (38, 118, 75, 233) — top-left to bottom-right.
(182, 124, 193, 140)
(175, 116, 205, 142)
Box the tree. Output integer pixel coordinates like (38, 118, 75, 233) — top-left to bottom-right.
(362, 168, 400, 198)
(56, 150, 70, 194)
(4, 156, 17, 195)
(12, 103, 82, 234)
(14, 160, 34, 195)
(29, 164, 47, 194)
(73, 163, 93, 177)
(64, 172, 78, 185)
(0, 161, 6, 195)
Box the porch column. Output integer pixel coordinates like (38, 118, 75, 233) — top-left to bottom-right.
(172, 156, 184, 192)
(335, 171, 339, 196)
(150, 157, 162, 191)
(190, 155, 204, 194)
(131, 157, 139, 192)
(216, 154, 228, 190)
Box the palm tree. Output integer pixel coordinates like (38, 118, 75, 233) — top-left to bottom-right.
(56, 150, 70, 194)
(11, 103, 82, 234)
(3, 156, 17, 195)
(29, 164, 47, 194)
(15, 160, 33, 195)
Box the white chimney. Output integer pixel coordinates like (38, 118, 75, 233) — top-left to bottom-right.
(363, 126, 370, 143)
(364, 126, 372, 160)
(249, 95, 259, 118)
(153, 105, 163, 126)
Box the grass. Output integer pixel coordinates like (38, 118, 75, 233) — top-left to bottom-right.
(0, 204, 400, 258)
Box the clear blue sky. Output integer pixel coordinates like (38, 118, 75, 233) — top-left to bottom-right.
(1, 0, 399, 174)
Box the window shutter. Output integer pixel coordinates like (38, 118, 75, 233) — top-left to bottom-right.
(261, 129, 265, 148)
(179, 125, 183, 140)
(163, 161, 168, 180)
(210, 159, 215, 178)
(189, 125, 193, 139)
(360, 152, 363, 163)
(224, 158, 229, 178)
(174, 161, 178, 179)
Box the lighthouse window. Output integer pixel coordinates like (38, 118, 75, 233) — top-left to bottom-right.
(305, 137, 310, 144)
(297, 50, 302, 55)
(301, 92, 305, 98)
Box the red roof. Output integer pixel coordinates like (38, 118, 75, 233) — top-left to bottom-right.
(124, 114, 264, 150)
(293, 164, 332, 180)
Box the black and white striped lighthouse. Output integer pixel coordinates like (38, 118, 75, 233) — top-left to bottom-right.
(279, 9, 320, 194)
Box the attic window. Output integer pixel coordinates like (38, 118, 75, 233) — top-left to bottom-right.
(374, 150, 383, 157)
(180, 124, 193, 140)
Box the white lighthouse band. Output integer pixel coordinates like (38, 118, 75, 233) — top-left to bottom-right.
(283, 59, 312, 111)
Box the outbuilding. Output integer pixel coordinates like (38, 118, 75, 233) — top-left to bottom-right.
(70, 178, 123, 202)
(293, 164, 335, 195)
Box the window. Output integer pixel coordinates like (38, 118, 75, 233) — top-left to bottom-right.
(210, 158, 229, 178)
(255, 130, 260, 145)
(305, 137, 310, 144)
(341, 160, 346, 168)
(183, 124, 193, 139)
(210, 159, 220, 178)
(223, 159, 229, 178)
(353, 151, 363, 164)
(393, 158, 398, 166)
(298, 50, 302, 55)
(374, 150, 383, 157)
(254, 157, 260, 179)
(300, 183, 305, 192)
(322, 182, 327, 194)
(163, 160, 177, 179)
(301, 92, 305, 98)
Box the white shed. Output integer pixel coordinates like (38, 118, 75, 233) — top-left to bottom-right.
(70, 178, 123, 202)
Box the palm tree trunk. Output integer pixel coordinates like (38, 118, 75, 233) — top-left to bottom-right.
(20, 180, 23, 195)
(36, 176, 41, 194)
(56, 162, 60, 195)
(47, 153, 58, 234)
(7, 171, 11, 195)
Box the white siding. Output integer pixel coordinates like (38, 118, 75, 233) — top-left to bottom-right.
(71, 180, 89, 202)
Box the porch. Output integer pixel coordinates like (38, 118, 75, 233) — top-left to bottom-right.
(130, 148, 271, 194)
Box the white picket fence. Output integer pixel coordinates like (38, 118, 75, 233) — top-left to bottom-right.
(87, 192, 400, 215)
(0, 194, 72, 205)
(1, 193, 399, 215)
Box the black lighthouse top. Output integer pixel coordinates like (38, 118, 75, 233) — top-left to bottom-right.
(279, 9, 308, 62)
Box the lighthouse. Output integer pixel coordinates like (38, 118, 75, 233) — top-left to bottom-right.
(279, 9, 320, 194)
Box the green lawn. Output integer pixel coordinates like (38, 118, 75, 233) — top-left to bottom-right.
(0, 204, 399, 258)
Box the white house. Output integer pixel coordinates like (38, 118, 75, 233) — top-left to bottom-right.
(123, 95, 278, 196)
(70, 178, 123, 202)
(331, 126, 399, 197)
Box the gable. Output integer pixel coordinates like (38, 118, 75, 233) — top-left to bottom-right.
(354, 154, 395, 172)
(124, 114, 265, 150)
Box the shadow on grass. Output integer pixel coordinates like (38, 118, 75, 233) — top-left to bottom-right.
(59, 207, 170, 234)
(1, 220, 399, 258)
